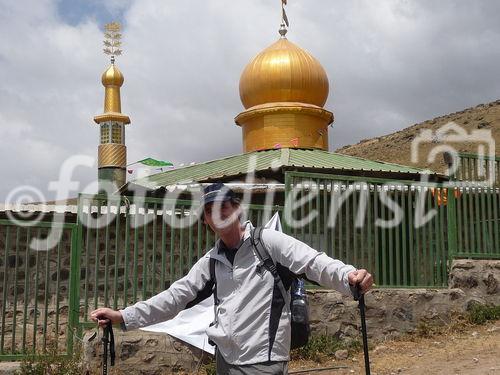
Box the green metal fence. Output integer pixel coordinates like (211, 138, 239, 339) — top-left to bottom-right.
(74, 193, 282, 329)
(0, 220, 79, 361)
(451, 186, 500, 259)
(2, 170, 499, 361)
(453, 153, 500, 187)
(283, 172, 450, 288)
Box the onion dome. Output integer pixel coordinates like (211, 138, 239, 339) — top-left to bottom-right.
(239, 38, 329, 109)
(235, 31, 334, 153)
(101, 64, 124, 87)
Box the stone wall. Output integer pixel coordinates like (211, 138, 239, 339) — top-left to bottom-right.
(83, 330, 206, 375)
(308, 288, 467, 340)
(449, 259, 500, 306)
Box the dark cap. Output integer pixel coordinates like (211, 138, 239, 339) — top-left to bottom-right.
(200, 183, 236, 207)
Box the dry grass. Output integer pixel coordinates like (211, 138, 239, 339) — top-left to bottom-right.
(289, 309, 500, 375)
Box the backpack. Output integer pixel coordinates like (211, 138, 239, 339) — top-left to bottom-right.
(209, 226, 310, 349)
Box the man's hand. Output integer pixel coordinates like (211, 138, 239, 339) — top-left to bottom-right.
(348, 269, 373, 294)
(90, 308, 124, 327)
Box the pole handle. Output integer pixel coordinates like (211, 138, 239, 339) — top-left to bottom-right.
(353, 284, 363, 301)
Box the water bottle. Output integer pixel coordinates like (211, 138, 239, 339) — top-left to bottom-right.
(291, 279, 307, 324)
(290, 278, 310, 348)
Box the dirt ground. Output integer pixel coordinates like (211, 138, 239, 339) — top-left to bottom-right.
(289, 321, 500, 375)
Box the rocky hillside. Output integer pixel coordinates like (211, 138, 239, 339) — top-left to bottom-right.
(336, 100, 500, 174)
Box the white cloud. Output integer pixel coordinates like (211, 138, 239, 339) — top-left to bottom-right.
(1, 0, 499, 201)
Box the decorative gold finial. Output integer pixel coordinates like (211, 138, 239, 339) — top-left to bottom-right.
(103, 22, 123, 64)
(280, 0, 289, 37)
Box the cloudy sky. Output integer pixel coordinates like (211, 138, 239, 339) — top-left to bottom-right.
(1, 0, 499, 202)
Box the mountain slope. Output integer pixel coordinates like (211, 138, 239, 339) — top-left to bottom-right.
(336, 100, 500, 174)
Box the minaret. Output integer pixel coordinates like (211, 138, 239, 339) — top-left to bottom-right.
(94, 22, 130, 192)
(235, 1, 334, 152)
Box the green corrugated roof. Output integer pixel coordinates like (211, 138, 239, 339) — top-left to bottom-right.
(126, 148, 426, 191)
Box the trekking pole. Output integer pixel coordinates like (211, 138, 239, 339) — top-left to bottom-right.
(353, 286, 371, 375)
(101, 323, 116, 375)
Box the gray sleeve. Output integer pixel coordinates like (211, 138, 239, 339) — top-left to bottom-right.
(261, 229, 356, 296)
(119, 255, 212, 330)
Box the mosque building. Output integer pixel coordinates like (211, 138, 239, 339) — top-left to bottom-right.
(94, 13, 439, 199)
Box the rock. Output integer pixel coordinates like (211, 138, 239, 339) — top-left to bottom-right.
(483, 274, 498, 294)
(451, 275, 478, 289)
(120, 342, 141, 360)
(452, 260, 475, 270)
(392, 307, 413, 321)
(145, 338, 159, 347)
(472, 357, 479, 363)
(448, 289, 465, 301)
(122, 337, 142, 344)
(142, 353, 156, 363)
(422, 292, 435, 300)
(471, 331, 479, 338)
(466, 297, 485, 310)
(366, 306, 385, 319)
(335, 349, 349, 360)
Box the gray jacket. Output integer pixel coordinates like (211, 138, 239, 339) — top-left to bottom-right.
(120, 222, 356, 365)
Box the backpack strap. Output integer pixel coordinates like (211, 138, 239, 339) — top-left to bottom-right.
(208, 256, 219, 347)
(251, 227, 289, 306)
(209, 257, 219, 305)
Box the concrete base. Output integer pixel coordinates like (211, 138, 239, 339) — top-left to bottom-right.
(0, 362, 21, 375)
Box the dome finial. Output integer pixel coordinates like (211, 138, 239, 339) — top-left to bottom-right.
(103, 22, 123, 65)
(279, 23, 287, 38)
(280, 0, 289, 37)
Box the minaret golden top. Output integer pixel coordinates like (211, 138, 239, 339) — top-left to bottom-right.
(103, 22, 123, 64)
(94, 21, 130, 125)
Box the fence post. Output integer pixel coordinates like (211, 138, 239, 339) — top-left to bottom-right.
(446, 186, 458, 259)
(67, 198, 84, 354)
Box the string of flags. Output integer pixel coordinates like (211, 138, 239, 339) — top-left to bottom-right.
(127, 158, 174, 179)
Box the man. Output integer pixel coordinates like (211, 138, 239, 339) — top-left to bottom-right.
(91, 183, 373, 374)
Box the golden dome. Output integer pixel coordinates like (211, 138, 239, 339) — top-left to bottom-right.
(239, 38, 329, 109)
(101, 64, 124, 87)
